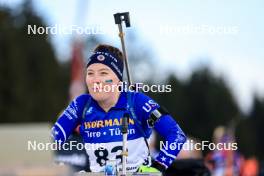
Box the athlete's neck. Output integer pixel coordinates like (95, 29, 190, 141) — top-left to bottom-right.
(98, 91, 120, 112)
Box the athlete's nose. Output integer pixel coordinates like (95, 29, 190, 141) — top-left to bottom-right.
(90, 76, 102, 92)
(91, 76, 102, 85)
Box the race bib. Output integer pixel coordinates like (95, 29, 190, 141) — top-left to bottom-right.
(86, 137, 149, 172)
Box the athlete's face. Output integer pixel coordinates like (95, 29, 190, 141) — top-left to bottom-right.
(86, 63, 120, 102)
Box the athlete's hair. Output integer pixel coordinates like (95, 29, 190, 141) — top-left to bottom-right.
(94, 44, 124, 61)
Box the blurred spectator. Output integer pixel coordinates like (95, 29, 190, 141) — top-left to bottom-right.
(240, 157, 259, 176)
(205, 126, 244, 176)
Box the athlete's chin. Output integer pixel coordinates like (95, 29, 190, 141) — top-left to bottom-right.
(90, 92, 110, 102)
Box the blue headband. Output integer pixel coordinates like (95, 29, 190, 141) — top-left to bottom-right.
(86, 50, 123, 81)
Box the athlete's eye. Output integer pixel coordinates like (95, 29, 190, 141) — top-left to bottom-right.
(87, 72, 94, 76)
(101, 72, 108, 75)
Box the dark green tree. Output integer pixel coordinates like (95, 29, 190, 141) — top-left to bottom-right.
(0, 2, 69, 122)
(182, 67, 240, 141)
(148, 67, 241, 143)
(236, 96, 264, 160)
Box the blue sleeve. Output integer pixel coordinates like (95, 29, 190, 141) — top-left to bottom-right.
(51, 94, 89, 143)
(134, 92, 187, 168)
(134, 92, 160, 123)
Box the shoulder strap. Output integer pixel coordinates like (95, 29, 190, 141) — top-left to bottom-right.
(126, 92, 151, 158)
(82, 96, 92, 119)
